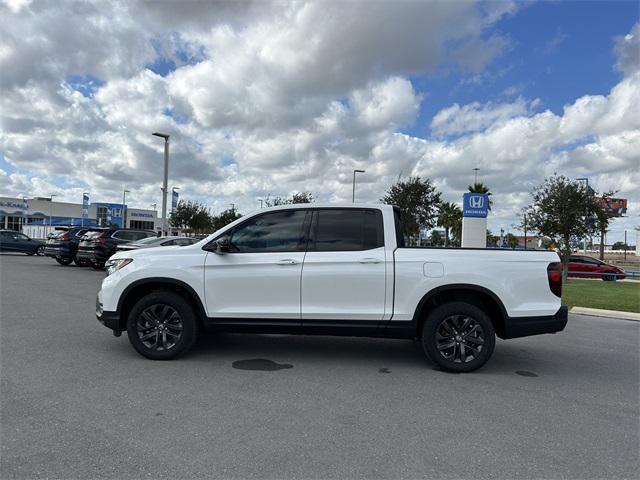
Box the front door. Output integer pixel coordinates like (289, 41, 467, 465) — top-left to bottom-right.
(204, 209, 310, 320)
(301, 208, 387, 322)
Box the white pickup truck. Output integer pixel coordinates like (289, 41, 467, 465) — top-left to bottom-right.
(96, 204, 567, 372)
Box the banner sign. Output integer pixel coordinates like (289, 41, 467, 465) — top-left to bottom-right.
(463, 193, 489, 218)
(172, 190, 179, 212)
(82, 193, 89, 222)
(598, 197, 627, 218)
(106, 207, 112, 223)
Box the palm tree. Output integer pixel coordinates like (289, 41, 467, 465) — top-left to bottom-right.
(468, 182, 493, 211)
(437, 202, 462, 247)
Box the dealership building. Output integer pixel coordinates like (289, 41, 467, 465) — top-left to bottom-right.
(0, 195, 159, 233)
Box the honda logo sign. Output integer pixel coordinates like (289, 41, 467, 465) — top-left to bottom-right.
(463, 193, 489, 218)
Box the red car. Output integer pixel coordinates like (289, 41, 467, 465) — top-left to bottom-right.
(568, 255, 626, 281)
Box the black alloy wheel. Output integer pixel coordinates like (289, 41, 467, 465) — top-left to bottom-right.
(434, 315, 486, 364)
(126, 291, 198, 360)
(422, 302, 495, 373)
(136, 304, 184, 351)
(35, 246, 45, 256)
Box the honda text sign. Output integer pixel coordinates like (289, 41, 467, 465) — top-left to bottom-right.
(463, 193, 489, 218)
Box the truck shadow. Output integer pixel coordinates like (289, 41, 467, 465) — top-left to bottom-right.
(187, 333, 574, 376)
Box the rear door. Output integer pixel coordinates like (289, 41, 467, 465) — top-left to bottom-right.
(301, 208, 386, 322)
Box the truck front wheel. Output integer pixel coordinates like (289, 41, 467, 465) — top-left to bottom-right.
(421, 302, 495, 373)
(126, 291, 199, 360)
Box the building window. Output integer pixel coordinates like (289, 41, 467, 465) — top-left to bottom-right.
(97, 207, 109, 226)
(6, 216, 25, 231)
(129, 220, 155, 230)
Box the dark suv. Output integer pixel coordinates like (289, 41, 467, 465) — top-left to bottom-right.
(77, 228, 156, 269)
(44, 227, 101, 266)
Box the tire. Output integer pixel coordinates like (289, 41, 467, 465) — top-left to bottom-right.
(55, 257, 73, 265)
(74, 258, 88, 266)
(421, 302, 496, 373)
(126, 291, 199, 360)
(35, 246, 45, 256)
(91, 262, 104, 270)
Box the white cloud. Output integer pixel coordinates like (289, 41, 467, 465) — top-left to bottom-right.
(430, 97, 532, 137)
(614, 22, 640, 76)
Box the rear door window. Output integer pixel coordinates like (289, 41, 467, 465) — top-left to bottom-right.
(309, 209, 384, 252)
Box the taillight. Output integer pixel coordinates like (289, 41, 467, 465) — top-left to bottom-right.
(547, 262, 562, 298)
(93, 232, 108, 244)
(61, 232, 70, 241)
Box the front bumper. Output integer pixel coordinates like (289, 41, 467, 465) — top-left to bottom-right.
(96, 294, 123, 332)
(503, 306, 568, 339)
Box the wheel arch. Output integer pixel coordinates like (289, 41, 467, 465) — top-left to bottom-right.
(412, 284, 509, 339)
(117, 278, 207, 331)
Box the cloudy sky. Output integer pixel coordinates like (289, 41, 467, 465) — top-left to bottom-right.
(1, 0, 638, 241)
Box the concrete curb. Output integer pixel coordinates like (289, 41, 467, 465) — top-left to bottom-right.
(570, 306, 640, 322)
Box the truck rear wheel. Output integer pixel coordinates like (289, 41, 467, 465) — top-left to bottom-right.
(126, 291, 199, 360)
(421, 302, 495, 373)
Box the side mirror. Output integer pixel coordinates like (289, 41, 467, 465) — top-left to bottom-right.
(214, 235, 230, 254)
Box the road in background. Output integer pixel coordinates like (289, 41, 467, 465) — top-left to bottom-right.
(1, 254, 638, 479)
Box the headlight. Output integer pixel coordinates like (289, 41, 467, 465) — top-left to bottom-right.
(105, 258, 133, 276)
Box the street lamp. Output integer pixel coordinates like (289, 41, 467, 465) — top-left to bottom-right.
(473, 167, 480, 184)
(122, 189, 130, 228)
(152, 132, 170, 236)
(49, 194, 57, 227)
(576, 177, 589, 253)
(352, 169, 365, 203)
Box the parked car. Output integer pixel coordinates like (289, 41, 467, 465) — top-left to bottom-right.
(0, 230, 45, 256)
(96, 204, 567, 372)
(77, 228, 156, 269)
(44, 227, 101, 266)
(568, 255, 626, 281)
(116, 236, 198, 252)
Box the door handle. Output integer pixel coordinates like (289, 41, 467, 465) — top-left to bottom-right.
(276, 259, 298, 265)
(359, 258, 382, 264)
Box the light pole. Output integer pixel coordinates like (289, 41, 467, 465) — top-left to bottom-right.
(352, 169, 365, 203)
(259, 199, 263, 208)
(122, 189, 130, 228)
(49, 194, 57, 227)
(473, 167, 480, 184)
(576, 177, 589, 253)
(152, 132, 170, 236)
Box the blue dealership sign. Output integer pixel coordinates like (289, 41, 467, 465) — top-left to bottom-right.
(463, 193, 489, 218)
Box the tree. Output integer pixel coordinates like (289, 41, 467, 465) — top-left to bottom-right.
(592, 192, 617, 260)
(505, 233, 519, 249)
(437, 202, 462, 247)
(290, 192, 314, 204)
(430, 230, 444, 246)
(264, 191, 314, 207)
(170, 200, 208, 232)
(522, 174, 601, 282)
(211, 208, 242, 232)
(468, 182, 493, 210)
(381, 176, 442, 239)
(486, 230, 499, 247)
(611, 241, 628, 250)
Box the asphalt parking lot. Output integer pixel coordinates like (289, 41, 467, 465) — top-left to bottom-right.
(1, 253, 638, 479)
